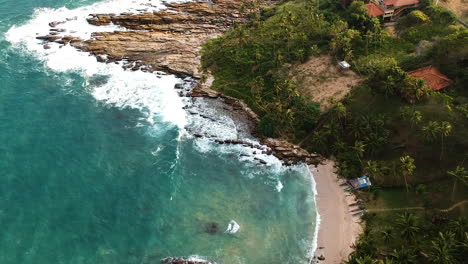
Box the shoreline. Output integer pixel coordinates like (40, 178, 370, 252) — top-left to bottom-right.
(309, 160, 362, 264)
(31, 1, 345, 262)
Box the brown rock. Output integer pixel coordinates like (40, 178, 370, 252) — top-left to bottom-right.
(49, 21, 65, 27)
(72, 0, 277, 78)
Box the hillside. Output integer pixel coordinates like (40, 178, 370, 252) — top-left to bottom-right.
(201, 0, 468, 262)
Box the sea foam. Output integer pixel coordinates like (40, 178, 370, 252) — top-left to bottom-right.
(5, 1, 319, 260)
(6, 0, 187, 129)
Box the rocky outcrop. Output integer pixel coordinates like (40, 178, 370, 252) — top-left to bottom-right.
(36, 0, 268, 77)
(261, 138, 323, 165)
(35, 0, 322, 165)
(191, 76, 322, 165)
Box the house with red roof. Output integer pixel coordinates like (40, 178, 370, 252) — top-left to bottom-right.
(408, 66, 453, 91)
(364, 0, 420, 20)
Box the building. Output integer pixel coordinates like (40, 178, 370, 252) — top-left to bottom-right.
(349, 176, 372, 189)
(365, 2, 385, 17)
(408, 66, 454, 91)
(364, 0, 420, 20)
(338, 61, 351, 71)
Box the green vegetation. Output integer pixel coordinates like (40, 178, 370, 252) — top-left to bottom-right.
(200, 0, 468, 262)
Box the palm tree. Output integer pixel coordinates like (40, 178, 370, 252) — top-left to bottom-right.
(353, 140, 366, 164)
(421, 121, 440, 142)
(428, 232, 457, 264)
(311, 131, 328, 154)
(364, 160, 387, 185)
(331, 139, 347, 154)
(390, 247, 417, 263)
(449, 217, 467, 240)
(400, 106, 422, 128)
(438, 121, 452, 160)
(334, 102, 347, 125)
(377, 258, 394, 264)
(400, 156, 416, 195)
(380, 227, 393, 243)
(396, 211, 420, 241)
(355, 256, 379, 264)
(447, 166, 468, 201)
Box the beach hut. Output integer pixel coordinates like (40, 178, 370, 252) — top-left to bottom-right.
(338, 61, 351, 71)
(349, 176, 372, 189)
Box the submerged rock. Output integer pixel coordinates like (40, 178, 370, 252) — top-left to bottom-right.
(204, 222, 218, 234)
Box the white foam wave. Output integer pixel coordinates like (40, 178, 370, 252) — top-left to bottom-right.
(224, 220, 240, 234)
(307, 167, 321, 264)
(5, 0, 319, 262)
(5, 0, 187, 129)
(276, 181, 284, 192)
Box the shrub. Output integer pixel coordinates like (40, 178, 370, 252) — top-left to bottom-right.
(425, 5, 456, 25)
(258, 115, 278, 137)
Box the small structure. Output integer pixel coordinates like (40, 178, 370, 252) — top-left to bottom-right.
(349, 176, 372, 189)
(408, 66, 453, 91)
(365, 3, 385, 17)
(364, 0, 419, 20)
(338, 61, 351, 71)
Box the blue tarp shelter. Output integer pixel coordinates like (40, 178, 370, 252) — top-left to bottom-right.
(349, 176, 372, 189)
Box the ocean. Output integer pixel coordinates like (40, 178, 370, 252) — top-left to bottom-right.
(0, 0, 318, 263)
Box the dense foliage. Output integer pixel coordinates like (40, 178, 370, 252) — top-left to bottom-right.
(201, 1, 468, 262)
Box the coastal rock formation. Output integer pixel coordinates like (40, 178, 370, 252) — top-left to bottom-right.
(37, 0, 268, 77)
(35, 0, 322, 165)
(191, 80, 323, 165)
(261, 138, 323, 165)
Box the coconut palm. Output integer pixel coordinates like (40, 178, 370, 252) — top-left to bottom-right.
(364, 160, 379, 177)
(334, 102, 347, 125)
(380, 227, 393, 243)
(353, 140, 366, 164)
(390, 247, 417, 263)
(400, 106, 422, 128)
(377, 258, 394, 264)
(396, 211, 419, 241)
(447, 166, 468, 201)
(400, 155, 416, 194)
(355, 255, 379, 264)
(421, 121, 440, 142)
(438, 121, 452, 160)
(428, 232, 457, 264)
(449, 217, 467, 240)
(364, 160, 387, 185)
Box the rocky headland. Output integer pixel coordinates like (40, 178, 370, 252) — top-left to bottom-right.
(36, 0, 322, 167)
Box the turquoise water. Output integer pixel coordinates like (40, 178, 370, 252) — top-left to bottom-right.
(0, 1, 317, 263)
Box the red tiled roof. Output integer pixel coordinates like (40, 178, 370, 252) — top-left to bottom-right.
(383, 0, 419, 7)
(365, 3, 384, 16)
(408, 66, 453, 91)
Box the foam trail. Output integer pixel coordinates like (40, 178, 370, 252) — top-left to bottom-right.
(307, 167, 321, 264)
(6, 0, 187, 129)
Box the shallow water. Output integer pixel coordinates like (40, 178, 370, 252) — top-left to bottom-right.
(0, 0, 318, 263)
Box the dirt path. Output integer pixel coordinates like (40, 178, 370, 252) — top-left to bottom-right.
(367, 207, 424, 212)
(367, 200, 468, 213)
(440, 200, 468, 212)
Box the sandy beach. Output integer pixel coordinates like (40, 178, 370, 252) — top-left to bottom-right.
(310, 160, 362, 264)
